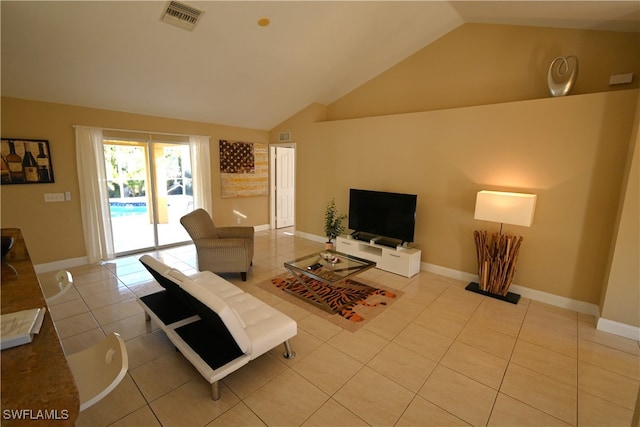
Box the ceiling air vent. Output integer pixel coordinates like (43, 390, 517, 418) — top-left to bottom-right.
(279, 132, 292, 142)
(161, 1, 203, 31)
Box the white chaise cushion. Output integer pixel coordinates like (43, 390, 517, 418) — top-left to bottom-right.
(180, 278, 252, 353)
(225, 293, 297, 360)
(188, 271, 244, 300)
(167, 268, 189, 284)
(140, 255, 172, 276)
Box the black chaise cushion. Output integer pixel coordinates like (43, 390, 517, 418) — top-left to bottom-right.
(174, 316, 244, 370)
(140, 258, 195, 309)
(139, 290, 196, 325)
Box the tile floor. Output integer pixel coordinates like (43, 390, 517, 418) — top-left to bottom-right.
(39, 228, 640, 426)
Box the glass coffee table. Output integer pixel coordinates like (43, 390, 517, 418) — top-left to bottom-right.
(283, 250, 376, 313)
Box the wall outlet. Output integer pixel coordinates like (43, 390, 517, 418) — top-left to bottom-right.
(44, 193, 65, 202)
(236, 217, 241, 224)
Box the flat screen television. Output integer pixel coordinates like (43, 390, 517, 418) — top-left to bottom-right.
(348, 189, 417, 244)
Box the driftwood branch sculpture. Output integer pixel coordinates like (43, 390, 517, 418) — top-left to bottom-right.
(474, 230, 523, 296)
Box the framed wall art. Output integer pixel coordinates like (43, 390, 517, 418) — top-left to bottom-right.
(219, 140, 268, 198)
(1, 139, 54, 185)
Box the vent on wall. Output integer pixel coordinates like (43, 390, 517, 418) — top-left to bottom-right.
(161, 1, 203, 31)
(279, 132, 292, 142)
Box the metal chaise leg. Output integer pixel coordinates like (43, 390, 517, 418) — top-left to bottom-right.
(283, 340, 296, 359)
(211, 381, 220, 400)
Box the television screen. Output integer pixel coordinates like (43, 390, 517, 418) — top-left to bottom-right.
(348, 189, 417, 243)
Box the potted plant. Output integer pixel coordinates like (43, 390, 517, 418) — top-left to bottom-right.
(324, 198, 346, 250)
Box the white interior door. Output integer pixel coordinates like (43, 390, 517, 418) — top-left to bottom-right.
(275, 146, 295, 228)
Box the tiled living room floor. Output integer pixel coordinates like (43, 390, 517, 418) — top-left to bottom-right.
(39, 228, 639, 426)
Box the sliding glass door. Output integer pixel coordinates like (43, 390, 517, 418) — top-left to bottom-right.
(104, 139, 193, 254)
(154, 143, 193, 246)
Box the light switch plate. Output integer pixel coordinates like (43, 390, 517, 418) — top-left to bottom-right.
(609, 73, 634, 85)
(44, 193, 65, 202)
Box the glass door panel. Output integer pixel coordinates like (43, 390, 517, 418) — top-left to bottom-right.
(104, 139, 193, 254)
(104, 141, 154, 253)
(154, 143, 193, 246)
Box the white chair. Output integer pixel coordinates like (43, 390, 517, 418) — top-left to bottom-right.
(41, 270, 73, 303)
(66, 332, 129, 411)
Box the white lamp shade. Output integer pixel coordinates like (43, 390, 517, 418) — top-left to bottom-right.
(474, 190, 537, 227)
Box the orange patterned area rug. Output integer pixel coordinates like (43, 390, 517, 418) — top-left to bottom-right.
(257, 273, 401, 332)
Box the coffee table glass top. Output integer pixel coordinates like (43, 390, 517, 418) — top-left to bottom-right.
(284, 250, 376, 284)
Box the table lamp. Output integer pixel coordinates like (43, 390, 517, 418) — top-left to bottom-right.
(466, 190, 537, 304)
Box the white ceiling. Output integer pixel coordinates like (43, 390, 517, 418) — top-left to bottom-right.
(2, 1, 639, 130)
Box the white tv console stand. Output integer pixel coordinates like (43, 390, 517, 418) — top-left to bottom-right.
(336, 235, 421, 278)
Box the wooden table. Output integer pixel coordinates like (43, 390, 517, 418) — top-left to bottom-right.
(1, 228, 79, 426)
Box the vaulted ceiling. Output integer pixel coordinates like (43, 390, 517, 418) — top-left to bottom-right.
(2, 1, 639, 130)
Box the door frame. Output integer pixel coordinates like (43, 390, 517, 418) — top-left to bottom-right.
(104, 138, 193, 256)
(269, 143, 296, 230)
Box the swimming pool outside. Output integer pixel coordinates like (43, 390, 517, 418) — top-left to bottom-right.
(108, 196, 193, 253)
(110, 202, 147, 217)
(109, 196, 193, 217)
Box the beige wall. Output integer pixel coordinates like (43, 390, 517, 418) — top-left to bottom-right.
(1, 97, 269, 264)
(273, 91, 637, 306)
(600, 93, 640, 327)
(270, 24, 640, 309)
(328, 24, 640, 121)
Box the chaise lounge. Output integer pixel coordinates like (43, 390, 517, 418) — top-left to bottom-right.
(136, 255, 297, 400)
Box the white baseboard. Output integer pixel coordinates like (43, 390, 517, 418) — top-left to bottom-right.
(508, 283, 601, 317)
(294, 230, 327, 244)
(443, 263, 638, 340)
(596, 318, 640, 341)
(254, 223, 270, 232)
(34, 256, 89, 274)
(422, 262, 477, 282)
(421, 261, 600, 317)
